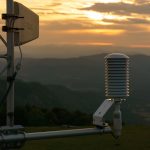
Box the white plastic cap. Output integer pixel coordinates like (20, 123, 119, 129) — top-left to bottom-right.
(105, 53, 129, 59)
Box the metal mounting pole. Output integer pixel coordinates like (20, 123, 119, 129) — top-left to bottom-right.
(0, 127, 112, 144)
(6, 0, 14, 126)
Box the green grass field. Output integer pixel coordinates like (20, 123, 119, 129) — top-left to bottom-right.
(21, 126, 150, 150)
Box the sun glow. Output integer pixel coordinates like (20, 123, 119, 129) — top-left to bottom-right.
(62, 29, 125, 35)
(0, 0, 149, 50)
(84, 11, 104, 20)
(99, 0, 121, 3)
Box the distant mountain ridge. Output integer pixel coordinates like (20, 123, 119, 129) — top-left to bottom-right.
(0, 79, 148, 124)
(18, 53, 106, 89)
(18, 54, 150, 89)
(0, 54, 150, 124)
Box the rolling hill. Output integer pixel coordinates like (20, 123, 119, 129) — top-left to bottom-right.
(0, 54, 150, 124)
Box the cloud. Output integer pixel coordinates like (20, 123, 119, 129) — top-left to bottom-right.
(45, 2, 62, 7)
(102, 18, 150, 25)
(40, 19, 149, 33)
(41, 20, 96, 30)
(83, 2, 150, 15)
(34, 17, 150, 50)
(126, 18, 150, 24)
(35, 21, 150, 48)
(135, 0, 150, 4)
(31, 3, 62, 11)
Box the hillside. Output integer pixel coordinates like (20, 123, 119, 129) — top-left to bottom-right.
(0, 79, 148, 125)
(18, 54, 150, 92)
(17, 54, 150, 123)
(0, 54, 150, 124)
(0, 80, 101, 113)
(18, 54, 105, 90)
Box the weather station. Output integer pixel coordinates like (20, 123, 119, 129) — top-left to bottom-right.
(0, 0, 130, 149)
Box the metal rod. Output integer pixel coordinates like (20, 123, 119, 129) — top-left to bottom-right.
(26, 127, 111, 140)
(0, 35, 7, 47)
(113, 101, 122, 138)
(6, 0, 15, 126)
(0, 127, 112, 142)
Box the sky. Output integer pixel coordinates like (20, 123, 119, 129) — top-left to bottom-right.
(0, 0, 150, 58)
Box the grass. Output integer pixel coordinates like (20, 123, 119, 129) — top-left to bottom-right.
(21, 126, 150, 150)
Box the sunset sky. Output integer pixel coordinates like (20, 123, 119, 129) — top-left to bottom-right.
(0, 0, 150, 57)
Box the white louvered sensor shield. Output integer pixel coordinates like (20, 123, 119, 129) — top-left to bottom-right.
(105, 53, 129, 98)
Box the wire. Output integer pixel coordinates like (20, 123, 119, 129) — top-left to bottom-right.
(10, 17, 16, 29)
(0, 34, 7, 47)
(14, 43, 22, 72)
(0, 17, 23, 106)
(0, 64, 8, 76)
(9, 17, 23, 72)
(0, 73, 16, 106)
(0, 58, 22, 107)
(6, 17, 23, 72)
(18, 45, 23, 61)
(0, 35, 7, 76)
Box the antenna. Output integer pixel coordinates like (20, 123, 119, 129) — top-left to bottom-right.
(93, 53, 129, 138)
(13, 2, 39, 46)
(1, 0, 39, 127)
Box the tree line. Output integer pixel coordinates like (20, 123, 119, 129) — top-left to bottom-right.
(0, 105, 92, 126)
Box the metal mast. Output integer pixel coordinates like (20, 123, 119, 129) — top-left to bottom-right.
(6, 0, 14, 126)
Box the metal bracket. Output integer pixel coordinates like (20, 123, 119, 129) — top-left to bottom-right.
(0, 54, 7, 59)
(2, 26, 24, 32)
(0, 125, 24, 134)
(2, 13, 24, 33)
(0, 125, 25, 150)
(2, 13, 24, 20)
(93, 99, 114, 127)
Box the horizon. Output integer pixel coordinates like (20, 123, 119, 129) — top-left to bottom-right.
(14, 50, 150, 59)
(15, 45, 150, 58)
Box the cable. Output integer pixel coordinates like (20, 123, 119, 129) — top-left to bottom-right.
(0, 72, 17, 106)
(0, 46, 23, 106)
(0, 34, 8, 76)
(16, 43, 23, 72)
(10, 17, 16, 29)
(0, 64, 8, 76)
(6, 17, 23, 73)
(9, 17, 23, 72)
(0, 17, 23, 106)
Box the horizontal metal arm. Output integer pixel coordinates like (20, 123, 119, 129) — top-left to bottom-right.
(26, 127, 112, 140)
(0, 127, 112, 143)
